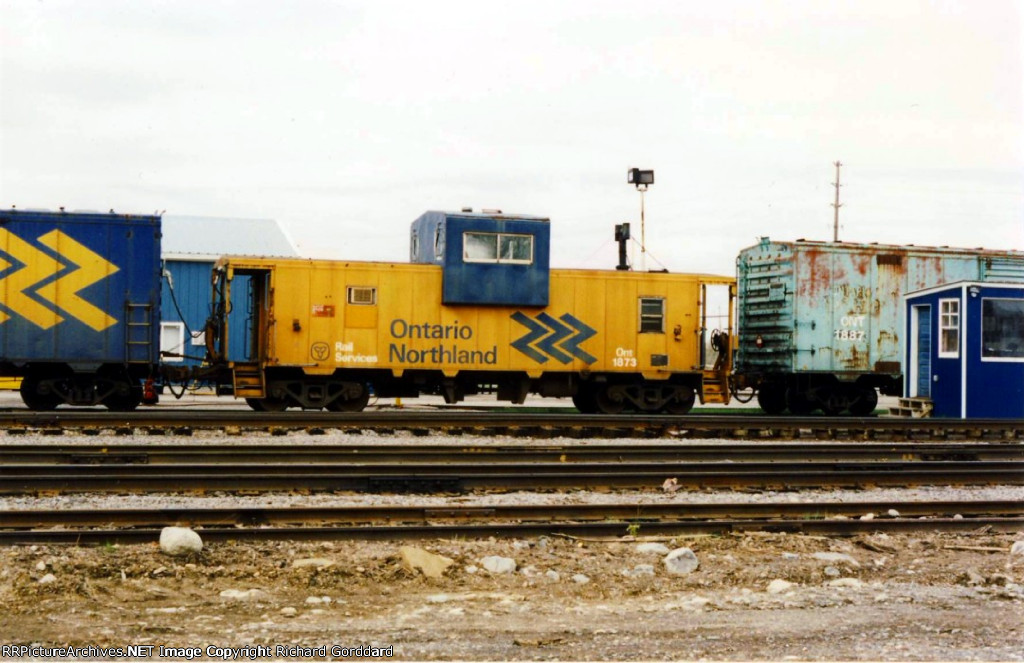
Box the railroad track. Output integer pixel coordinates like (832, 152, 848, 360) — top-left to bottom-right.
(2, 500, 1021, 544)
(5, 442, 1024, 465)
(1, 410, 1022, 439)
(2, 459, 1022, 493)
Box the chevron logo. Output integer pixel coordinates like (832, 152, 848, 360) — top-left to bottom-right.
(511, 311, 597, 364)
(0, 229, 121, 331)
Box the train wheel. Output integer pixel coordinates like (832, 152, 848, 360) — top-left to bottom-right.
(595, 386, 626, 414)
(326, 386, 370, 412)
(572, 386, 599, 414)
(20, 376, 61, 411)
(848, 385, 878, 416)
(785, 388, 816, 415)
(819, 387, 847, 416)
(756, 383, 787, 415)
(258, 396, 289, 412)
(104, 382, 143, 412)
(664, 387, 696, 415)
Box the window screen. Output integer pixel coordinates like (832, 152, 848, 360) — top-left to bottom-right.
(639, 297, 665, 333)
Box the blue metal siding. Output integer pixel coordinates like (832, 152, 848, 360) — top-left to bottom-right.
(0, 210, 161, 367)
(965, 285, 1024, 418)
(162, 260, 253, 367)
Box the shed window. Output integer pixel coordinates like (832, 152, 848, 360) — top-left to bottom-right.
(160, 322, 185, 363)
(939, 299, 959, 358)
(347, 287, 377, 305)
(639, 297, 665, 333)
(463, 232, 533, 264)
(982, 298, 1024, 361)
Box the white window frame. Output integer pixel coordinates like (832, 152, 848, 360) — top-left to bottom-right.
(462, 232, 534, 265)
(160, 322, 185, 363)
(938, 298, 960, 358)
(980, 297, 1024, 363)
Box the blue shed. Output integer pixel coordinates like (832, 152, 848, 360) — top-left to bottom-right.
(904, 282, 1024, 418)
(160, 215, 298, 371)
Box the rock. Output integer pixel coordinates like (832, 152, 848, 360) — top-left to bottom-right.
(572, 573, 590, 584)
(159, 527, 203, 556)
(292, 557, 334, 570)
(812, 552, 860, 568)
(400, 546, 454, 579)
(280, 607, 297, 618)
(860, 512, 876, 520)
(545, 570, 561, 582)
(623, 564, 655, 577)
(219, 588, 267, 601)
(663, 548, 699, 576)
(1011, 541, 1024, 557)
(960, 569, 986, 586)
(781, 552, 800, 561)
(827, 578, 863, 589)
(766, 579, 794, 594)
(38, 573, 56, 584)
(887, 509, 901, 518)
(823, 566, 841, 578)
(480, 556, 517, 575)
(35, 561, 47, 571)
(636, 542, 671, 555)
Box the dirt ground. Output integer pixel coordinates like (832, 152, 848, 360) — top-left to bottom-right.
(2, 530, 1022, 661)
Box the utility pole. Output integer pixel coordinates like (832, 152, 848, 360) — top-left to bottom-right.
(832, 160, 842, 242)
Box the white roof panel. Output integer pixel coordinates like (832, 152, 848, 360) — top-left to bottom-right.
(162, 215, 300, 258)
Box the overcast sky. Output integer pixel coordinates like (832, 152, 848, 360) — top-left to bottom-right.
(1, 0, 1021, 275)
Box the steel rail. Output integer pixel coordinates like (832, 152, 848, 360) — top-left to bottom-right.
(4, 442, 1023, 466)
(1, 461, 1022, 493)
(1, 410, 1022, 439)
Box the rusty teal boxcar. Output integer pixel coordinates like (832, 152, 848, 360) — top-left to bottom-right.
(0, 208, 162, 409)
(734, 237, 1024, 415)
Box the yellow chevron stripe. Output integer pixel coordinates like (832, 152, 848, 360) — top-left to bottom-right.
(36, 230, 121, 331)
(0, 228, 65, 329)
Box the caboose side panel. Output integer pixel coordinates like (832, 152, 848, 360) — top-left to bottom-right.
(213, 256, 731, 412)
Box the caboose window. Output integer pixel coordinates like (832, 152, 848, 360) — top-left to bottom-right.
(639, 297, 665, 333)
(939, 299, 959, 358)
(347, 287, 377, 305)
(463, 232, 533, 264)
(981, 298, 1024, 361)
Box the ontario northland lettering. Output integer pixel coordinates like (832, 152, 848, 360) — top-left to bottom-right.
(389, 319, 496, 365)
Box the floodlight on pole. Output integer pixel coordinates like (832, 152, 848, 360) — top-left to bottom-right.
(627, 168, 654, 270)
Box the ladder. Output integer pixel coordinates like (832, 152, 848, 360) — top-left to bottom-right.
(232, 362, 265, 399)
(125, 303, 154, 363)
(700, 369, 731, 405)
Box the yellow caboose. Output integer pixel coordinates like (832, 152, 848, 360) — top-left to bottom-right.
(207, 211, 734, 413)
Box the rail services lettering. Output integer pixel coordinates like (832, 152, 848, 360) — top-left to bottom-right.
(389, 318, 497, 365)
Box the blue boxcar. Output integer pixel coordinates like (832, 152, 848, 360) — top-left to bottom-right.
(734, 237, 1024, 415)
(0, 209, 162, 409)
